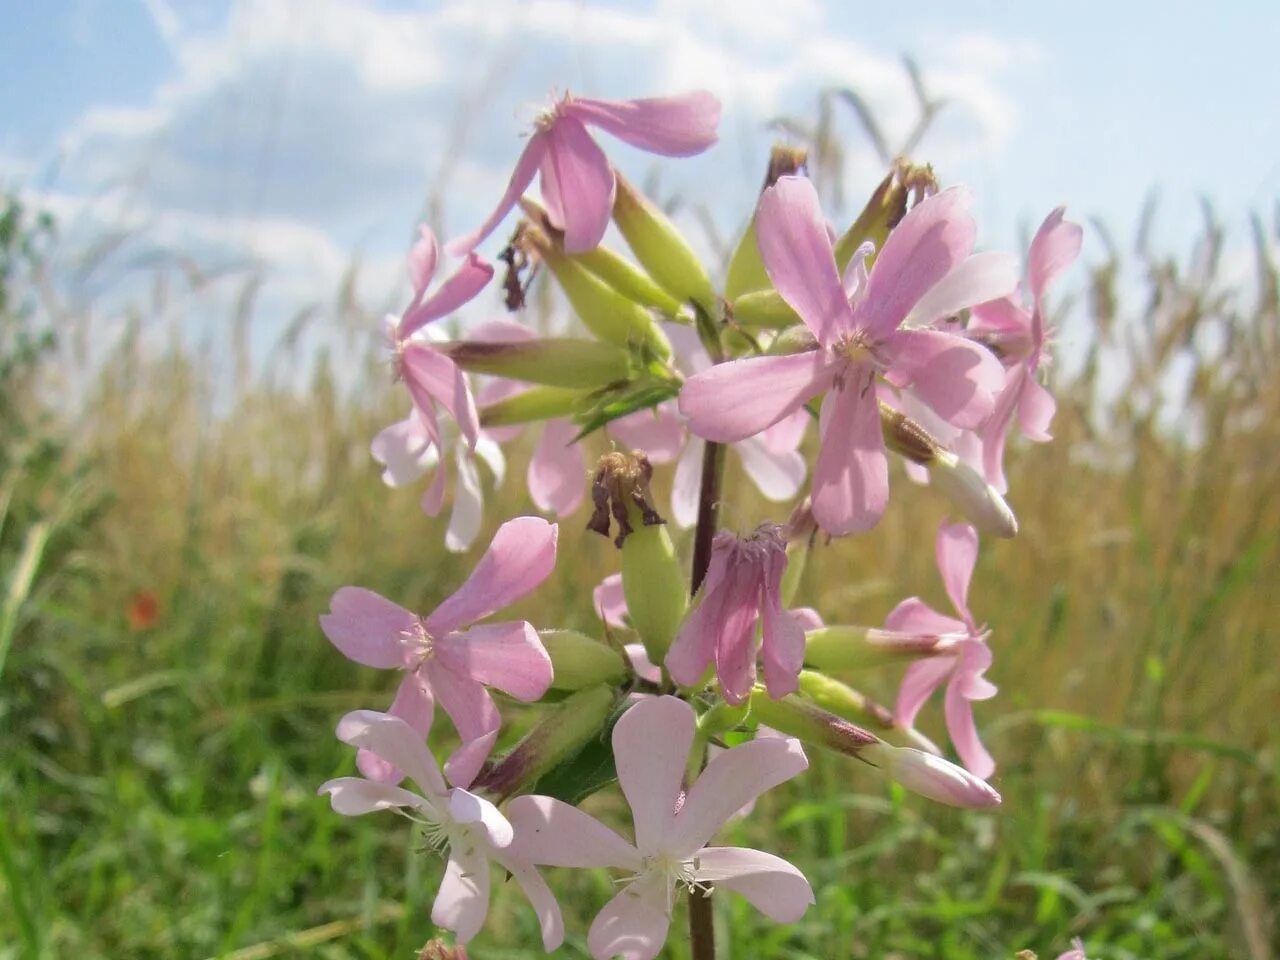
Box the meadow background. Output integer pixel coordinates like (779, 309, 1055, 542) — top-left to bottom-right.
(3, 3, 1279, 959)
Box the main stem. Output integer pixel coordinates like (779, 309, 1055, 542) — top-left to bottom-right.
(687, 437, 725, 960)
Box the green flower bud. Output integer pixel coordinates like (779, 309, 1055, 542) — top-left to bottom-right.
(833, 160, 937, 271)
(804, 625, 964, 672)
(438, 337, 630, 389)
(472, 684, 617, 801)
(796, 670, 935, 751)
(577, 246, 686, 317)
(731, 289, 801, 328)
(747, 685, 880, 760)
(612, 172, 717, 316)
(540, 629, 628, 690)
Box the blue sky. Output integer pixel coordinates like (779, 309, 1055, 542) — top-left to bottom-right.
(2, 0, 1277, 358)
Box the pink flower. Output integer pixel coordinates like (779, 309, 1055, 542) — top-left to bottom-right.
(679, 176, 1014, 535)
(371, 410, 506, 552)
(665, 523, 805, 704)
(506, 696, 813, 960)
(319, 710, 563, 950)
(970, 207, 1082, 492)
(389, 225, 493, 454)
(319, 517, 557, 787)
(891, 522, 998, 779)
(448, 90, 721, 255)
(1055, 937, 1089, 960)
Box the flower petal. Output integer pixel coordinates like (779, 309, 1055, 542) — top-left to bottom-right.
(448, 787, 514, 848)
(735, 434, 806, 502)
(336, 708, 446, 799)
(318, 777, 432, 817)
(400, 343, 480, 448)
(692, 846, 814, 923)
(445, 445, 485, 554)
(944, 675, 995, 779)
(811, 376, 889, 537)
(665, 541, 734, 687)
(541, 116, 615, 253)
(506, 795, 641, 869)
(586, 874, 671, 960)
(1028, 206, 1083, 304)
(668, 736, 808, 855)
(904, 251, 1019, 328)
(756, 176, 856, 346)
(435, 621, 553, 701)
(711, 560, 765, 705)
(670, 437, 703, 528)
(356, 672, 435, 783)
(1018, 372, 1056, 441)
(428, 516, 559, 635)
(447, 133, 547, 255)
(857, 186, 975, 339)
(885, 328, 1004, 429)
(406, 224, 439, 303)
(371, 412, 436, 488)
(564, 91, 720, 157)
(427, 663, 502, 744)
(759, 551, 804, 699)
(319, 587, 415, 669)
(431, 846, 491, 944)
(607, 403, 686, 464)
(444, 729, 499, 791)
(492, 849, 567, 951)
(614, 696, 694, 856)
(594, 572, 628, 628)
(937, 522, 979, 620)
(400, 253, 494, 341)
(679, 350, 836, 443)
(895, 655, 955, 729)
(528, 418, 586, 516)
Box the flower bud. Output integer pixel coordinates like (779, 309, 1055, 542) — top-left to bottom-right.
(833, 159, 936, 271)
(472, 684, 617, 801)
(539, 629, 628, 690)
(862, 741, 1002, 808)
(576, 245, 686, 317)
(796, 670, 938, 752)
(587, 451, 687, 665)
(724, 145, 808, 300)
(479, 385, 584, 428)
(804, 625, 965, 671)
(439, 337, 630, 389)
(612, 172, 717, 316)
(747, 685, 879, 760)
(697, 700, 751, 737)
(731, 289, 801, 328)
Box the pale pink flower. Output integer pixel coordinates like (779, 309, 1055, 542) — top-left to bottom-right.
(319, 710, 563, 950)
(1055, 937, 1088, 960)
(389, 225, 493, 454)
(320, 517, 557, 787)
(449, 91, 721, 255)
(892, 522, 998, 779)
(970, 207, 1082, 492)
(371, 411, 506, 553)
(506, 696, 813, 960)
(679, 176, 1014, 535)
(665, 523, 805, 704)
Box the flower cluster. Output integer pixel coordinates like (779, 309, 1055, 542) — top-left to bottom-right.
(317, 86, 1081, 957)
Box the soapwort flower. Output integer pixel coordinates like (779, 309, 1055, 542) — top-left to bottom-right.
(320, 517, 557, 786)
(319, 710, 563, 950)
(506, 696, 813, 960)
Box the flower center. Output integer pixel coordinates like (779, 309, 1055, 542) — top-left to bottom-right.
(399, 618, 436, 668)
(835, 330, 876, 367)
(617, 852, 713, 913)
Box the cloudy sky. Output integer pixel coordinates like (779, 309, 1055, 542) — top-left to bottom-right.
(2, 0, 1278, 359)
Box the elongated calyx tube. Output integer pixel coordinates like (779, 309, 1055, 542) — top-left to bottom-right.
(439, 337, 630, 389)
(539, 629, 628, 691)
(796, 670, 938, 752)
(833, 158, 937, 270)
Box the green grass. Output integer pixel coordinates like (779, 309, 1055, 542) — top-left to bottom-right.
(0, 193, 1277, 960)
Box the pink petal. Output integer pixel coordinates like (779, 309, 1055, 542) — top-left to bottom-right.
(665, 541, 734, 687)
(944, 675, 995, 779)
(432, 846, 491, 944)
(447, 787, 514, 848)
(336, 708, 446, 799)
(758, 550, 804, 699)
(1028, 207, 1083, 304)
(444, 445, 485, 554)
(435, 621, 553, 701)
(756, 176, 856, 346)
(607, 403, 686, 464)
(955, 640, 998, 701)
(427, 516, 559, 635)
(564, 90, 720, 157)
(420, 445, 449, 516)
(586, 874, 671, 960)
(711, 560, 766, 705)
(679, 350, 837, 443)
(356, 672, 435, 783)
(400, 343, 480, 448)
(613, 696, 694, 856)
(883, 596, 967, 637)
(905, 251, 1019, 327)
(541, 116, 615, 253)
(884, 329, 1004, 430)
(447, 132, 547, 256)
(691, 846, 814, 923)
(444, 728, 499, 790)
(371, 412, 437, 488)
(318, 777, 432, 817)
(624, 643, 662, 684)
(593, 573, 628, 628)
(857, 186, 975, 339)
(735, 434, 806, 502)
(895, 656, 955, 729)
(790, 607, 824, 631)
(977, 366, 1022, 493)
(760, 407, 809, 454)
(668, 736, 808, 854)
(1018, 372, 1056, 441)
(507, 795, 641, 869)
(936, 522, 979, 620)
(670, 438, 703, 528)
(528, 418, 586, 516)
(399, 252, 494, 341)
(492, 850, 566, 951)
(319, 587, 415, 669)
(406, 224, 439, 304)
(811, 377, 889, 537)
